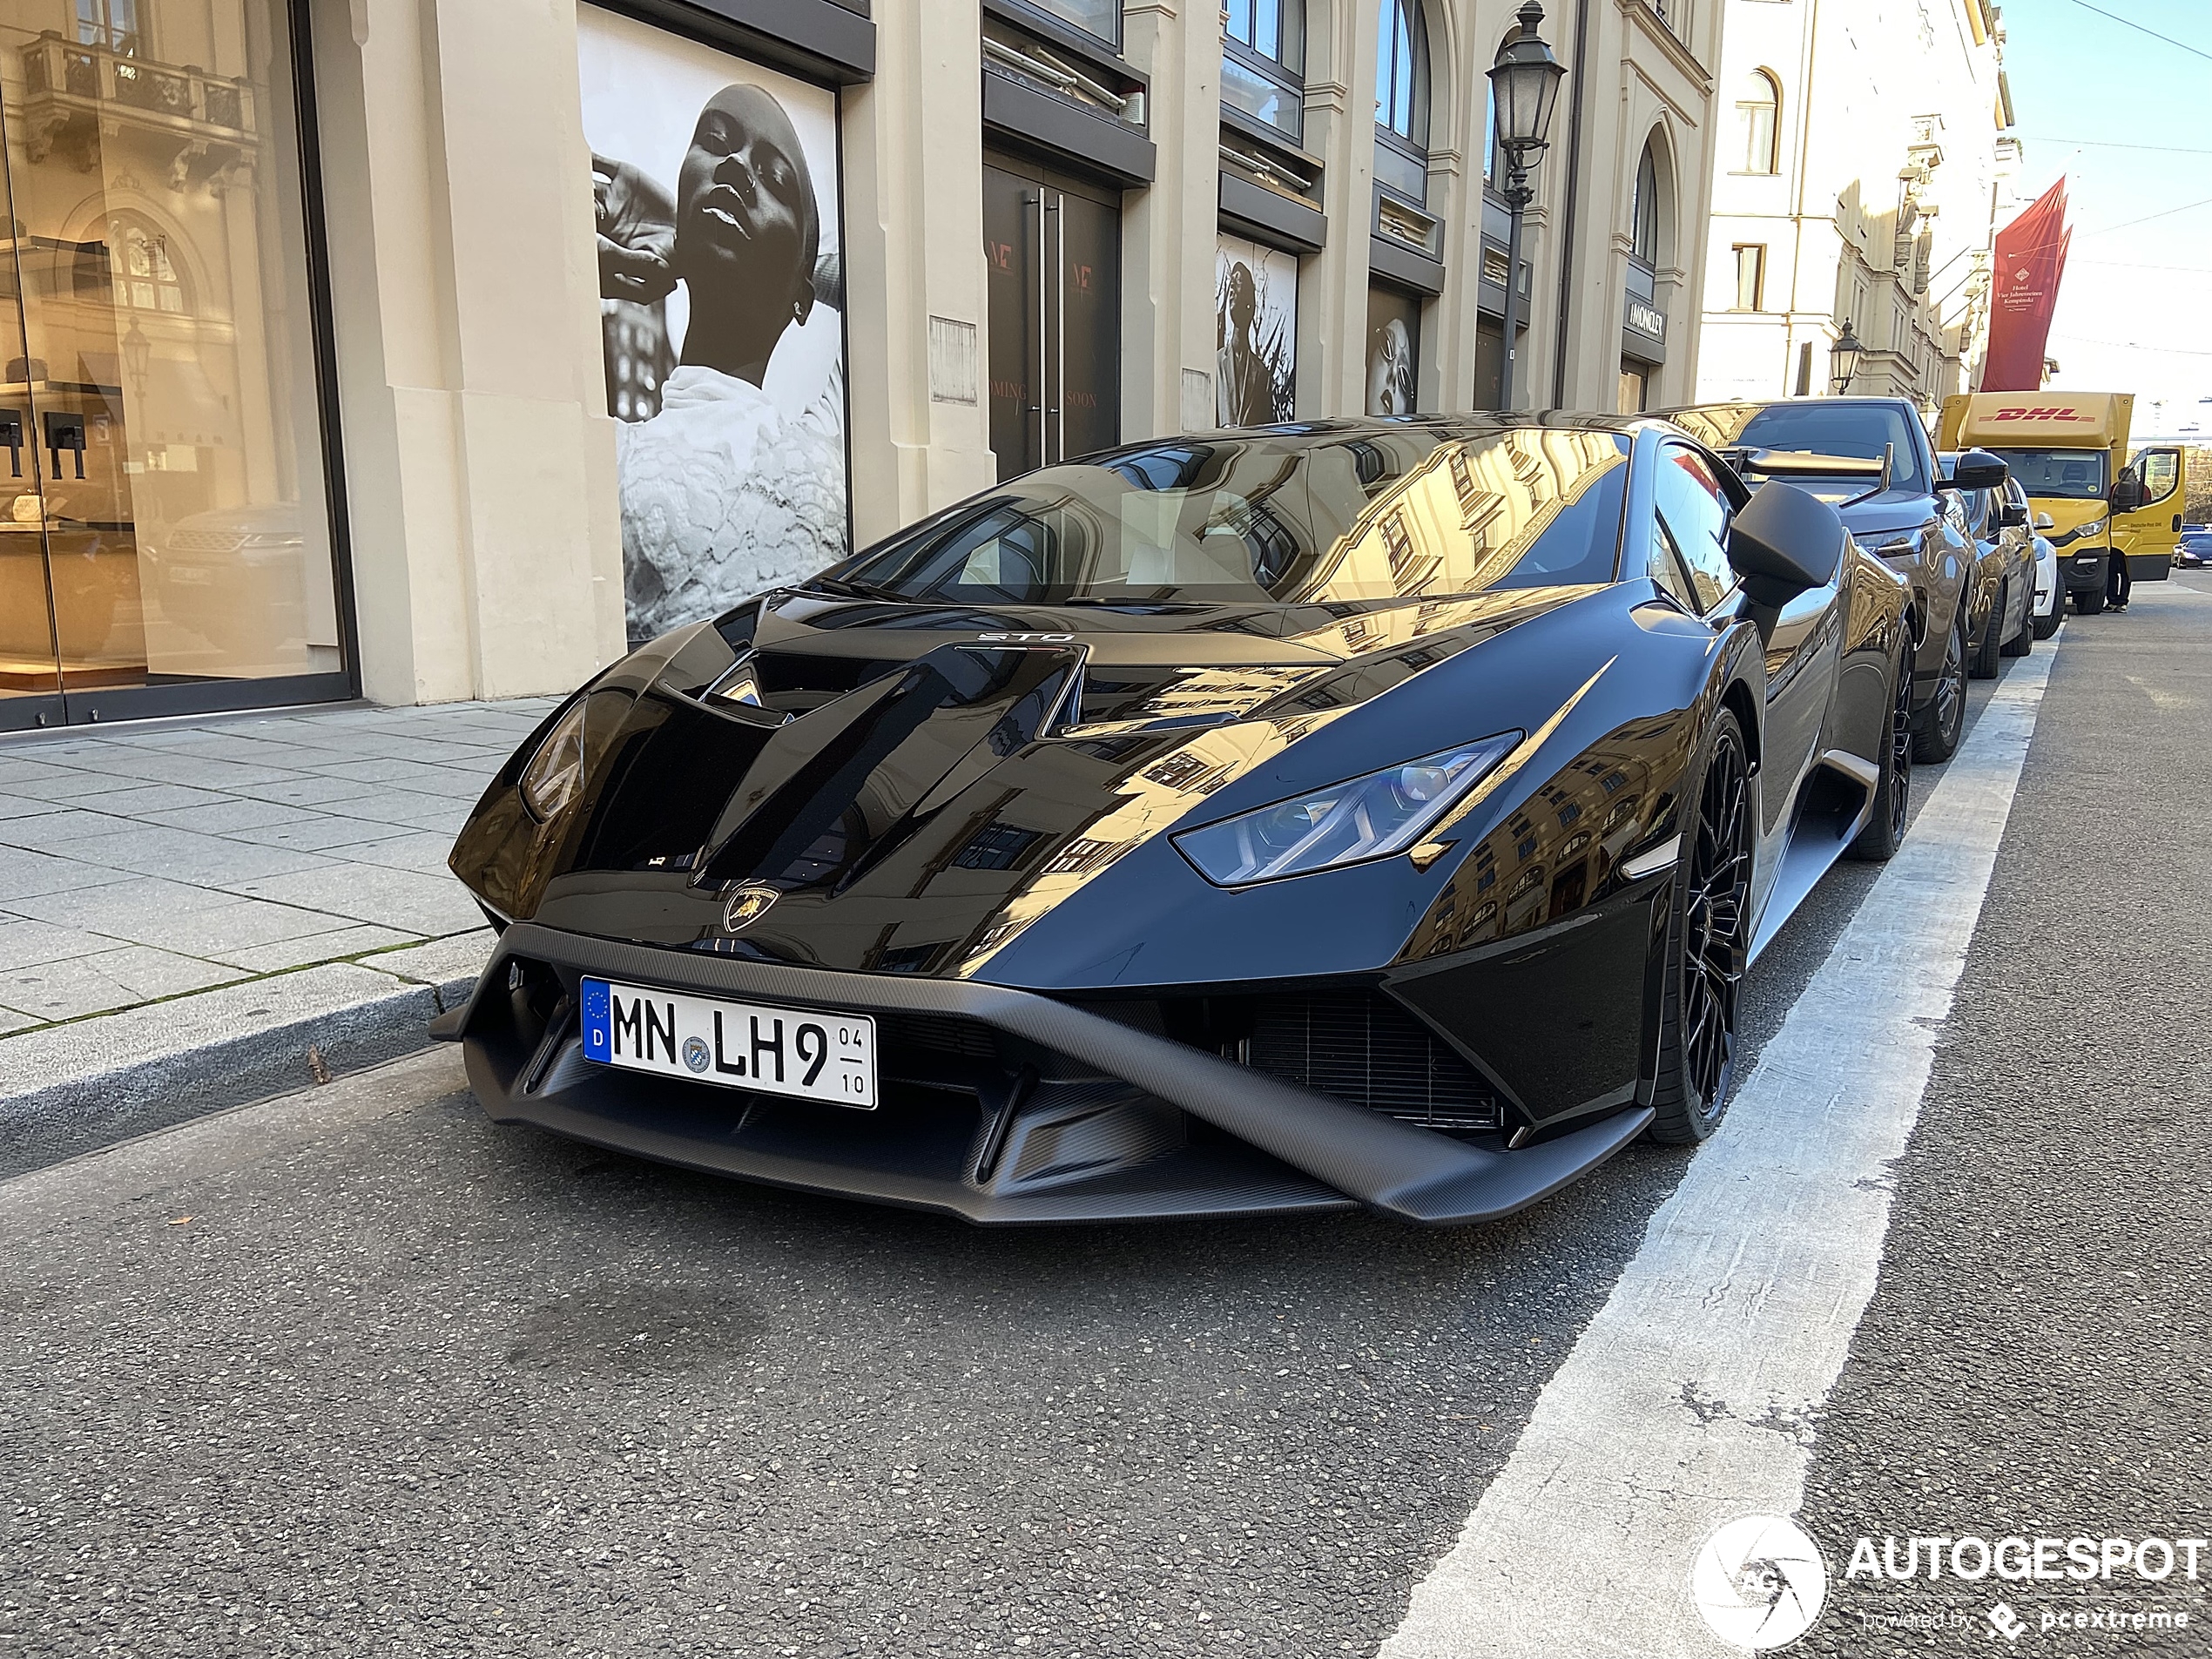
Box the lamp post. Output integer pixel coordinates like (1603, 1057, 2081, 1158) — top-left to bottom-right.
(1487, 0, 1566, 411)
(1829, 321, 1865, 394)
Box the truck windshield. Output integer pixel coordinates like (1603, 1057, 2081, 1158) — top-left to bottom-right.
(833, 428, 1631, 605)
(1986, 448, 2108, 501)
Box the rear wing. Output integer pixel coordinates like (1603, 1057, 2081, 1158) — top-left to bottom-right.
(1717, 443, 1893, 508)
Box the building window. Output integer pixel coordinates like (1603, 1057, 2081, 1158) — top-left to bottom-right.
(111, 216, 186, 312)
(1484, 78, 1496, 186)
(1733, 244, 1765, 310)
(1008, 0, 1119, 46)
(1630, 139, 1662, 266)
(1223, 0, 1305, 139)
(77, 0, 142, 53)
(1374, 0, 1431, 203)
(1738, 71, 1779, 173)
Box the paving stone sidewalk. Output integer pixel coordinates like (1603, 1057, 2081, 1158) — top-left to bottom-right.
(0, 698, 551, 1150)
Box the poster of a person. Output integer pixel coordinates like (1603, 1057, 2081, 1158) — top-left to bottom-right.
(1365, 287, 1420, 416)
(1215, 237, 1297, 426)
(578, 6, 848, 645)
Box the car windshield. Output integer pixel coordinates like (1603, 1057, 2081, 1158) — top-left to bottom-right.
(1985, 448, 2108, 501)
(829, 428, 1631, 605)
(1669, 401, 1928, 496)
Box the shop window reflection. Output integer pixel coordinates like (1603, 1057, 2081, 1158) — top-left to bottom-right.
(0, 0, 344, 706)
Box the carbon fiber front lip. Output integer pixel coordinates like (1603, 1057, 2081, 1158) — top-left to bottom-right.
(439, 923, 1654, 1226)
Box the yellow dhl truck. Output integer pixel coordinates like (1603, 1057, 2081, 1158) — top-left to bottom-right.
(1937, 392, 2184, 613)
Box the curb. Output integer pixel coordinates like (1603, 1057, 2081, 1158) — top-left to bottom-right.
(0, 934, 491, 1181)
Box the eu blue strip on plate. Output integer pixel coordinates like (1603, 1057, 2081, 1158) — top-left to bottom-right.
(580, 977, 611, 1062)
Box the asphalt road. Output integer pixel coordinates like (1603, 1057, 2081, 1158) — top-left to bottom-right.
(1794, 570, 2212, 1654)
(1, 590, 2201, 1659)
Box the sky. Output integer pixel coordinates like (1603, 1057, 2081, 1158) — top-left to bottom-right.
(1998, 0, 2212, 436)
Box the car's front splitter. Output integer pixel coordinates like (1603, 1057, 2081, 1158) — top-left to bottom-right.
(435, 921, 1654, 1227)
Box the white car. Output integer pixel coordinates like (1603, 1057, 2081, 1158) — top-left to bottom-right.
(2018, 481, 2064, 640)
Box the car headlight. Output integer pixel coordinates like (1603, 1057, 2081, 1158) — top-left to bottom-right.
(519, 696, 590, 823)
(2055, 518, 2105, 546)
(1173, 732, 1521, 886)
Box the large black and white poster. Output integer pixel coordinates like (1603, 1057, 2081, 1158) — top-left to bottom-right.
(579, 6, 847, 645)
(1215, 235, 1296, 426)
(1366, 286, 1420, 416)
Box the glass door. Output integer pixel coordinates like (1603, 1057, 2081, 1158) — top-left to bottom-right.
(983, 154, 1120, 480)
(0, 232, 61, 729)
(0, 0, 348, 730)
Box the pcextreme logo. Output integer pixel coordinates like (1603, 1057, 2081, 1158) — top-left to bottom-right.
(1989, 406, 2096, 421)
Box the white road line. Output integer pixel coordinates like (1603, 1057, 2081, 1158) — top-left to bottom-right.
(1380, 646, 2057, 1659)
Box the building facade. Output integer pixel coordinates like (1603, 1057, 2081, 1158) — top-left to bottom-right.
(1691, 0, 2020, 410)
(0, 0, 1722, 731)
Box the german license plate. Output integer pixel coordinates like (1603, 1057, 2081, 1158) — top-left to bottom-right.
(578, 977, 876, 1109)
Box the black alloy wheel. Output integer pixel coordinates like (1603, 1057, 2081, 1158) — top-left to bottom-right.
(1849, 641, 1913, 861)
(1912, 611, 1968, 764)
(1649, 711, 1753, 1143)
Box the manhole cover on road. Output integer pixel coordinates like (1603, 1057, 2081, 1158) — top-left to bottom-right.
(503, 1283, 760, 1376)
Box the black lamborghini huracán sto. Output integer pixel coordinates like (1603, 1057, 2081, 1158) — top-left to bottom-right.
(439, 414, 1913, 1225)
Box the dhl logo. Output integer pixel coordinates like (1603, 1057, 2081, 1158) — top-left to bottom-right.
(1989, 406, 2094, 421)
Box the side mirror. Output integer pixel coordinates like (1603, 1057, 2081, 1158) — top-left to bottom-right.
(1999, 501, 2029, 528)
(1944, 449, 2009, 492)
(2033, 511, 2054, 530)
(2111, 474, 2145, 514)
(1727, 480, 1845, 609)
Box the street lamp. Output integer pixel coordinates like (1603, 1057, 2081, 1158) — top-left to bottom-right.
(1487, 0, 1566, 411)
(121, 319, 151, 393)
(1829, 321, 1865, 394)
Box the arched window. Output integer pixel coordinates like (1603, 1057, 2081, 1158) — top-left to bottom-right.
(1224, 0, 1305, 139)
(109, 215, 185, 313)
(1738, 71, 1780, 173)
(1631, 140, 1662, 266)
(1374, 0, 1431, 202)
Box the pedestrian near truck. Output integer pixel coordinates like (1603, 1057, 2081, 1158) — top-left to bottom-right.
(2107, 546, 2131, 612)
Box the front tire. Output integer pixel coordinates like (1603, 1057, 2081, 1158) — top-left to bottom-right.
(1912, 610, 1968, 764)
(1849, 640, 1913, 861)
(2033, 597, 2062, 640)
(1970, 580, 2006, 679)
(2001, 575, 2034, 657)
(1648, 709, 1753, 1144)
(2074, 577, 2107, 616)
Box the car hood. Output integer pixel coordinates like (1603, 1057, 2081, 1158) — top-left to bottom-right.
(452, 584, 1606, 982)
(1831, 490, 1935, 548)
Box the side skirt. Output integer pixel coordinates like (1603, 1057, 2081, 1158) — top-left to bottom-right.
(1747, 749, 1878, 965)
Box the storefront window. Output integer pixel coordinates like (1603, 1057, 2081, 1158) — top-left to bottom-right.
(0, 0, 346, 726)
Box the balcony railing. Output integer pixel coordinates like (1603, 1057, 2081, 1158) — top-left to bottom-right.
(17, 31, 257, 175)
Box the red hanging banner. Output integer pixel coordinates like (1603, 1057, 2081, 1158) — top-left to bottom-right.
(1981, 179, 2071, 392)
